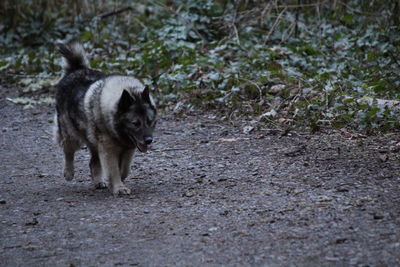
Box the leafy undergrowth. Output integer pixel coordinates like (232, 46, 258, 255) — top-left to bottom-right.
(1, 0, 399, 132)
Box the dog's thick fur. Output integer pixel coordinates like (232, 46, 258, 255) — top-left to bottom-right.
(54, 41, 157, 196)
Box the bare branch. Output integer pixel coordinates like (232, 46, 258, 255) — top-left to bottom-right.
(97, 6, 133, 20)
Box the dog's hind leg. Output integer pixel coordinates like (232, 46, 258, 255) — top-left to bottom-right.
(119, 149, 135, 182)
(62, 140, 79, 181)
(89, 147, 107, 189)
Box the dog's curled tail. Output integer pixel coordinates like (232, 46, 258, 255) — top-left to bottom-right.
(56, 40, 89, 73)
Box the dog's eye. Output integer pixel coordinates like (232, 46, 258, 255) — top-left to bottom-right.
(132, 121, 141, 127)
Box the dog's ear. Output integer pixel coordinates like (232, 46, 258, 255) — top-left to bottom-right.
(118, 90, 135, 112)
(142, 86, 151, 103)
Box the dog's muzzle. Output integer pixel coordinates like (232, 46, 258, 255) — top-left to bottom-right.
(144, 136, 153, 145)
(136, 136, 153, 153)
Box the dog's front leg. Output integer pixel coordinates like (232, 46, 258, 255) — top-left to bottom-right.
(89, 147, 107, 189)
(98, 144, 131, 196)
(120, 149, 135, 181)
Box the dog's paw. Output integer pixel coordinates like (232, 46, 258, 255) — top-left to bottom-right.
(63, 169, 74, 181)
(112, 184, 131, 196)
(94, 182, 107, 189)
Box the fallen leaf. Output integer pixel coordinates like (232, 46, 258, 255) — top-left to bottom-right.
(243, 125, 254, 134)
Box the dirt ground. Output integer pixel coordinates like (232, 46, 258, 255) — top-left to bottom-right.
(1, 85, 400, 266)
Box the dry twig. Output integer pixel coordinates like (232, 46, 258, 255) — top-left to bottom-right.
(97, 6, 133, 19)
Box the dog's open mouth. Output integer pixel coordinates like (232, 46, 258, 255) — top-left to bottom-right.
(127, 135, 149, 153)
(136, 142, 149, 153)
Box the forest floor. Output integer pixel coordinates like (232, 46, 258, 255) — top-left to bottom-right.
(1, 85, 400, 266)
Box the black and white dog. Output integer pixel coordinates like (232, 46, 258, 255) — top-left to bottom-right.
(54, 41, 157, 196)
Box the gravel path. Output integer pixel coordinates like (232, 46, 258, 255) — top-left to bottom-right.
(1, 86, 400, 266)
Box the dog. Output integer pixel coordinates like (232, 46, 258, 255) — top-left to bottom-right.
(53, 41, 157, 196)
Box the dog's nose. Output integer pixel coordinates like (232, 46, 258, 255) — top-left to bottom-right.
(144, 137, 153, 145)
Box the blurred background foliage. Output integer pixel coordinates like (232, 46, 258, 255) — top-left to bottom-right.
(1, 0, 400, 131)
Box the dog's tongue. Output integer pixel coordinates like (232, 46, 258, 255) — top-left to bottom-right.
(136, 143, 148, 153)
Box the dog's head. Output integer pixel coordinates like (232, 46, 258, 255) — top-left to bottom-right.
(115, 86, 157, 152)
